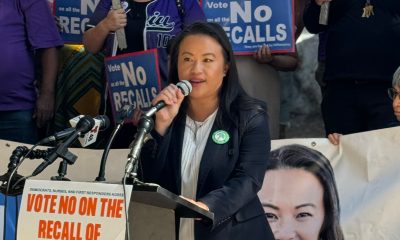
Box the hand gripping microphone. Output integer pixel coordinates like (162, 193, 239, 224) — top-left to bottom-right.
(143, 80, 192, 118)
(124, 80, 192, 177)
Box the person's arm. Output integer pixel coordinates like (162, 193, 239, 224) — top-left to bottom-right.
(303, 0, 331, 33)
(270, 54, 299, 71)
(295, 0, 306, 39)
(34, 48, 59, 128)
(198, 110, 270, 228)
(21, 0, 63, 127)
(138, 84, 185, 182)
(83, 8, 127, 53)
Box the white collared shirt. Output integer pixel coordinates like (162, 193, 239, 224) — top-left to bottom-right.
(179, 109, 218, 240)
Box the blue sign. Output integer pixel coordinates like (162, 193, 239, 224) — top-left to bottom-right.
(202, 0, 295, 54)
(105, 49, 161, 123)
(55, 0, 100, 44)
(1, 193, 22, 240)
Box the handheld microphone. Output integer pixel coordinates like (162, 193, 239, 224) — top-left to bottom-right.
(124, 81, 192, 177)
(144, 80, 192, 118)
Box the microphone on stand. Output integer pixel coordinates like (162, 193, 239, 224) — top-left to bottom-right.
(31, 115, 109, 177)
(125, 80, 193, 177)
(69, 115, 110, 147)
(38, 115, 110, 146)
(38, 128, 75, 145)
(95, 105, 134, 182)
(96, 81, 192, 182)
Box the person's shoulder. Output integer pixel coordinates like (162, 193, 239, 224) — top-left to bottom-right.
(238, 94, 266, 110)
(231, 96, 268, 137)
(235, 95, 267, 117)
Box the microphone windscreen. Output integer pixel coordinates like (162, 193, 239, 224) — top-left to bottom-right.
(95, 115, 111, 130)
(76, 116, 95, 134)
(177, 80, 192, 96)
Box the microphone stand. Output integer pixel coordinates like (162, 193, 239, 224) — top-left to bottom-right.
(48, 134, 78, 181)
(33, 132, 78, 180)
(49, 150, 77, 181)
(124, 115, 154, 183)
(95, 119, 125, 182)
(122, 114, 153, 240)
(96, 104, 134, 182)
(32, 116, 96, 178)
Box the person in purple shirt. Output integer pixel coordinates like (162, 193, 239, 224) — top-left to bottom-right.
(0, 0, 63, 144)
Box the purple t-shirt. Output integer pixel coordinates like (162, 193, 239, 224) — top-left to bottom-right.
(0, 0, 63, 111)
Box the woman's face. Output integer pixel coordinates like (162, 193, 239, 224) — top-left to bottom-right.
(177, 34, 228, 101)
(392, 86, 400, 121)
(259, 168, 325, 240)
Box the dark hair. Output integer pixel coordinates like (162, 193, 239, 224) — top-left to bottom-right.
(268, 144, 344, 240)
(393, 66, 400, 87)
(168, 21, 263, 125)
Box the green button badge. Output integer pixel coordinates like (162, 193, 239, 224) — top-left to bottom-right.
(212, 130, 230, 144)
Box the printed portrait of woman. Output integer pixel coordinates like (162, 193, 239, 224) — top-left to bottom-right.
(258, 144, 344, 240)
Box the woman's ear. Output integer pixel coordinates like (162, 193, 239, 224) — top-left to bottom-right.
(223, 64, 229, 76)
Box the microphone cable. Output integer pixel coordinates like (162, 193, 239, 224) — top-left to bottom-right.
(4, 145, 54, 194)
(4, 144, 39, 196)
(2, 143, 39, 240)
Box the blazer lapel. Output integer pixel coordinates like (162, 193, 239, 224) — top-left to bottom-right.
(196, 114, 234, 197)
(171, 113, 186, 194)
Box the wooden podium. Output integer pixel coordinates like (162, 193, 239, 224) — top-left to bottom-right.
(129, 183, 214, 240)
